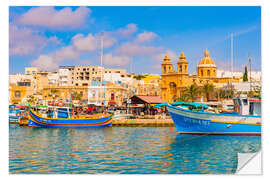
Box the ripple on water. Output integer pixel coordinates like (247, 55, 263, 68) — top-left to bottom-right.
(9, 125, 261, 174)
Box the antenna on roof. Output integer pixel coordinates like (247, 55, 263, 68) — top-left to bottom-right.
(231, 33, 234, 74)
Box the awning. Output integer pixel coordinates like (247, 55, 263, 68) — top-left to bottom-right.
(108, 101, 116, 105)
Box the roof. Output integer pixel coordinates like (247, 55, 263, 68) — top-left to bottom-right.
(131, 95, 165, 104)
(198, 49, 216, 67)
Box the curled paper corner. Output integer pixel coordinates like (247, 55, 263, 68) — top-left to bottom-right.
(236, 150, 262, 175)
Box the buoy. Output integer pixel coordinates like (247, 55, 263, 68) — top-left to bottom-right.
(16, 112, 20, 116)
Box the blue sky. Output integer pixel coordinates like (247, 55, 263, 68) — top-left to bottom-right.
(9, 6, 261, 74)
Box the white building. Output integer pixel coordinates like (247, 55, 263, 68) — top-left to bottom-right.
(58, 66, 74, 86)
(248, 72, 262, 82)
(88, 86, 106, 106)
(48, 72, 59, 85)
(104, 68, 133, 84)
(223, 82, 261, 92)
(217, 69, 261, 82)
(216, 70, 243, 78)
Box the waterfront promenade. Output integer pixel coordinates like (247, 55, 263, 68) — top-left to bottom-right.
(112, 118, 174, 127)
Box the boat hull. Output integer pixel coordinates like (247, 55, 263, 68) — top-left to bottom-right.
(28, 109, 113, 128)
(167, 105, 261, 136)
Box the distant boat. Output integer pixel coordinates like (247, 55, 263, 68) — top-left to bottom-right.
(164, 95, 261, 136)
(9, 104, 25, 123)
(28, 107, 113, 128)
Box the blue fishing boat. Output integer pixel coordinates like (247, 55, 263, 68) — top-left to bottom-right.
(28, 107, 113, 128)
(165, 95, 261, 135)
(9, 105, 26, 123)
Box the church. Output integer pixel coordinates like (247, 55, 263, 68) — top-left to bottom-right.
(161, 49, 240, 102)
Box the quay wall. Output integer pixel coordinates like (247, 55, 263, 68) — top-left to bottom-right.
(112, 118, 174, 127)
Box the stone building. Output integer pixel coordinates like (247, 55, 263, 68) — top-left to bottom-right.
(161, 49, 240, 102)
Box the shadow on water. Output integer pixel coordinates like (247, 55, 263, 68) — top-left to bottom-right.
(9, 124, 261, 174)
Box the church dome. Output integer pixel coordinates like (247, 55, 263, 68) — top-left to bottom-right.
(198, 49, 216, 67)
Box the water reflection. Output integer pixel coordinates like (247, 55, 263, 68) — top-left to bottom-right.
(9, 124, 260, 174)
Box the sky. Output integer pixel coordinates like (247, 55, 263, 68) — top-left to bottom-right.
(9, 6, 261, 75)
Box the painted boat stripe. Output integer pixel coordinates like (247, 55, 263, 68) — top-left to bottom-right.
(211, 120, 261, 125)
(29, 113, 112, 126)
(30, 109, 112, 120)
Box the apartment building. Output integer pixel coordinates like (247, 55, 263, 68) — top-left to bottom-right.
(104, 68, 133, 83)
(25, 67, 38, 75)
(58, 66, 74, 86)
(72, 66, 105, 86)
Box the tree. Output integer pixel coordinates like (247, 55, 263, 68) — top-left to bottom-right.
(177, 90, 191, 102)
(72, 91, 83, 101)
(133, 75, 146, 80)
(185, 84, 200, 102)
(201, 83, 215, 102)
(243, 66, 248, 82)
(48, 89, 59, 98)
(26, 95, 37, 105)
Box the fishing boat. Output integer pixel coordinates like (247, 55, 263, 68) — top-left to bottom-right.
(9, 105, 27, 123)
(165, 95, 261, 135)
(28, 106, 113, 127)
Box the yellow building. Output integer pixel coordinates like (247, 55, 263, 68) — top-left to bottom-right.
(136, 75, 161, 96)
(9, 85, 34, 104)
(161, 49, 238, 102)
(42, 86, 89, 104)
(25, 67, 38, 75)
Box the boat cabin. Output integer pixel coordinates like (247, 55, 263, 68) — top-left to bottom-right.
(47, 107, 73, 119)
(233, 95, 261, 116)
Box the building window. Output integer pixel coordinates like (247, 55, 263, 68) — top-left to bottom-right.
(207, 70, 210, 76)
(201, 70, 203, 76)
(180, 65, 182, 72)
(164, 67, 166, 73)
(185, 65, 187, 72)
(14, 91, 21, 98)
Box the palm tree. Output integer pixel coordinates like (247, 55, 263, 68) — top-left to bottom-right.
(26, 95, 36, 105)
(201, 83, 215, 102)
(48, 89, 59, 98)
(185, 84, 200, 102)
(226, 89, 234, 99)
(177, 91, 191, 102)
(72, 91, 83, 101)
(215, 89, 225, 100)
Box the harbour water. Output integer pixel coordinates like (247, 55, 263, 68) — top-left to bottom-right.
(9, 124, 261, 174)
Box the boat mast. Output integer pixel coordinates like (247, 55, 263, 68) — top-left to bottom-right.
(231, 33, 234, 75)
(230, 33, 234, 92)
(249, 54, 252, 93)
(100, 31, 104, 67)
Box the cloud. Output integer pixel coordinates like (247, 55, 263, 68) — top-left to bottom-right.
(72, 33, 98, 51)
(53, 46, 79, 62)
(134, 31, 158, 43)
(115, 23, 138, 37)
(72, 33, 116, 52)
(30, 55, 59, 71)
(17, 7, 91, 29)
(116, 42, 163, 56)
(151, 50, 178, 62)
(9, 24, 60, 56)
(103, 53, 131, 66)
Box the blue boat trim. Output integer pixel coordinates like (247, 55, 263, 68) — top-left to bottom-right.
(167, 104, 261, 118)
(166, 105, 261, 136)
(28, 109, 113, 128)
